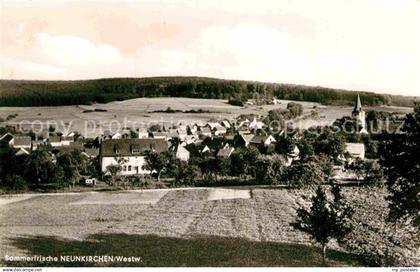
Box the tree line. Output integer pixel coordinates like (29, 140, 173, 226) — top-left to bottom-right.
(0, 77, 415, 107)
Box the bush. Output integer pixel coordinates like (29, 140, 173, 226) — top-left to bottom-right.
(2, 175, 28, 192)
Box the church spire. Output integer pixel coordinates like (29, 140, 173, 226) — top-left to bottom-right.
(354, 94, 362, 112)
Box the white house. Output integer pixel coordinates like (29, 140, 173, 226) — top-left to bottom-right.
(200, 127, 212, 138)
(222, 120, 231, 129)
(100, 138, 168, 176)
(176, 144, 190, 161)
(138, 128, 149, 139)
(345, 143, 365, 160)
(214, 125, 227, 136)
(249, 117, 265, 130)
(60, 136, 74, 146)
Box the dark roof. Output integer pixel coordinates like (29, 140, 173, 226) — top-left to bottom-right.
(217, 147, 234, 158)
(13, 136, 31, 146)
(250, 135, 271, 144)
(49, 136, 61, 143)
(100, 139, 168, 157)
(0, 133, 14, 143)
(83, 147, 100, 157)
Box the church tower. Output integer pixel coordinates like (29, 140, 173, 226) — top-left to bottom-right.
(352, 95, 368, 134)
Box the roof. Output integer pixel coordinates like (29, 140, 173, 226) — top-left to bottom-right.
(152, 132, 167, 137)
(200, 127, 211, 133)
(61, 136, 74, 141)
(353, 95, 363, 112)
(83, 147, 100, 157)
(15, 148, 30, 156)
(49, 136, 61, 143)
(0, 133, 14, 143)
(345, 143, 365, 156)
(250, 135, 274, 144)
(176, 144, 190, 156)
(100, 138, 168, 157)
(13, 136, 31, 146)
(217, 147, 234, 158)
(241, 134, 254, 144)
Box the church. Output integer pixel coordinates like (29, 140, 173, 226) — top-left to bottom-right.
(352, 95, 368, 134)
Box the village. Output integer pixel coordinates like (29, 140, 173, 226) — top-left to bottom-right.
(0, 96, 371, 190)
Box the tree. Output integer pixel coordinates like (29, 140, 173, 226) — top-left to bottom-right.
(145, 151, 174, 182)
(105, 157, 127, 186)
(56, 151, 82, 187)
(3, 174, 27, 192)
(171, 160, 199, 187)
(255, 154, 285, 184)
(291, 186, 353, 265)
(347, 158, 384, 186)
(379, 102, 420, 226)
(313, 129, 346, 163)
(169, 137, 182, 152)
(283, 157, 324, 187)
(24, 150, 55, 186)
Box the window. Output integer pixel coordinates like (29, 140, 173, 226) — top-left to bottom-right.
(130, 144, 141, 154)
(128, 165, 132, 171)
(113, 144, 120, 154)
(150, 143, 156, 150)
(123, 165, 127, 171)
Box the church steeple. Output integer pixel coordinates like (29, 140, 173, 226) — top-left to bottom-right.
(354, 94, 362, 112)
(351, 94, 368, 134)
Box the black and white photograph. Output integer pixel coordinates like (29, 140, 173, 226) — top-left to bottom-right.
(0, 0, 419, 270)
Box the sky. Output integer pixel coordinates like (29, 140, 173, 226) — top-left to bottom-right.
(0, 0, 419, 96)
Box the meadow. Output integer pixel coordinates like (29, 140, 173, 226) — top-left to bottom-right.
(1, 187, 418, 267)
(0, 97, 412, 138)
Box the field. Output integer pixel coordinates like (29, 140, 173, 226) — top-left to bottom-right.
(0, 97, 412, 138)
(1, 187, 417, 267)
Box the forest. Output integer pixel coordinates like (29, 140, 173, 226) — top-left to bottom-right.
(0, 77, 415, 107)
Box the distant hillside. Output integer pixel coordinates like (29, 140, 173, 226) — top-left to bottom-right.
(0, 77, 416, 107)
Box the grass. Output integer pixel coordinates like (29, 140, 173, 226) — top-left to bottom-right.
(4, 233, 362, 267)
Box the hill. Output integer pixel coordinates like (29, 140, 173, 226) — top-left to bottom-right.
(0, 77, 415, 107)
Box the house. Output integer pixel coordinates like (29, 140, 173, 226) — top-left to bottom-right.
(249, 135, 276, 147)
(222, 120, 231, 129)
(176, 144, 190, 161)
(12, 136, 32, 149)
(103, 130, 122, 140)
(100, 138, 168, 176)
(214, 125, 227, 136)
(152, 131, 167, 140)
(188, 124, 198, 134)
(138, 128, 149, 139)
(217, 146, 235, 158)
(206, 122, 220, 130)
(177, 126, 188, 141)
(238, 134, 254, 147)
(32, 140, 46, 150)
(201, 145, 211, 154)
(286, 145, 300, 166)
(249, 117, 265, 130)
(199, 127, 212, 138)
(60, 136, 74, 146)
(49, 136, 63, 147)
(345, 143, 365, 160)
(183, 135, 198, 145)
